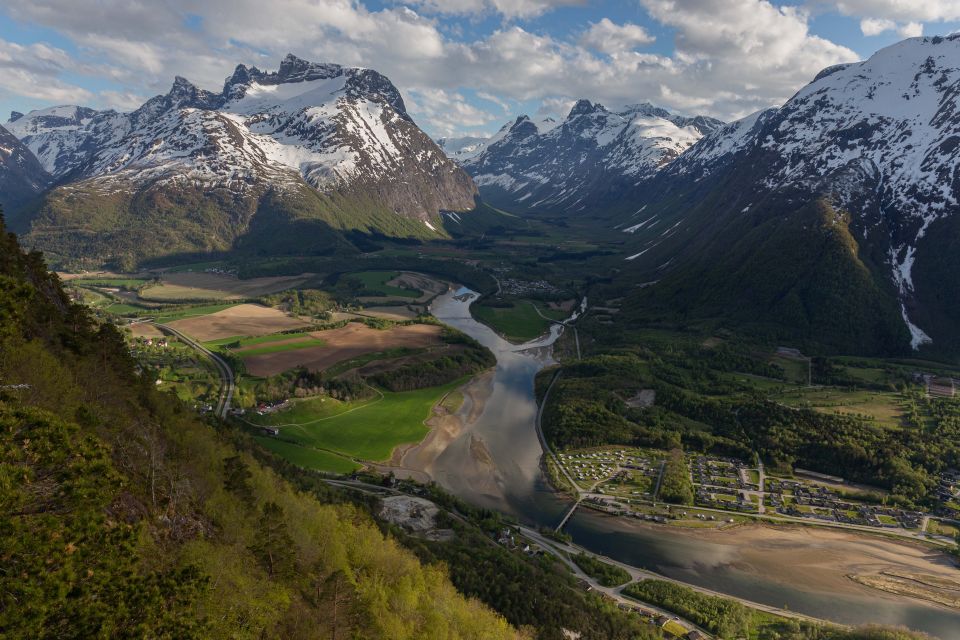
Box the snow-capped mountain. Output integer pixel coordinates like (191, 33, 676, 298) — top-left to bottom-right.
(462, 100, 721, 213)
(6, 105, 130, 179)
(8, 55, 475, 221)
(0, 124, 50, 213)
(617, 34, 960, 354)
(6, 55, 477, 267)
(437, 135, 490, 162)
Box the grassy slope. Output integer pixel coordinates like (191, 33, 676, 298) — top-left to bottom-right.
(622, 198, 910, 355)
(249, 378, 463, 465)
(253, 436, 360, 474)
(471, 301, 552, 343)
(0, 215, 522, 639)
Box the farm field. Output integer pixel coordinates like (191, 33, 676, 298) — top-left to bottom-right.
(140, 272, 310, 301)
(253, 437, 360, 474)
(128, 323, 164, 339)
(209, 332, 327, 357)
(349, 270, 422, 298)
(770, 353, 810, 384)
(248, 378, 464, 466)
(165, 303, 310, 340)
(358, 305, 421, 320)
(775, 387, 905, 428)
(470, 300, 554, 343)
(241, 322, 443, 377)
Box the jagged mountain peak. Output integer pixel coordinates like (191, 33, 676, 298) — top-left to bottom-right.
(464, 98, 720, 212)
(221, 55, 407, 119)
(567, 99, 606, 118)
(7, 55, 477, 266)
(8, 111, 23, 123)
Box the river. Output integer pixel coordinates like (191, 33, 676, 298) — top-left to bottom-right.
(427, 287, 960, 639)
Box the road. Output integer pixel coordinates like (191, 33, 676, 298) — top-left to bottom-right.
(580, 495, 952, 547)
(517, 524, 834, 630)
(154, 322, 235, 419)
(322, 477, 717, 638)
(652, 461, 666, 499)
(533, 370, 586, 533)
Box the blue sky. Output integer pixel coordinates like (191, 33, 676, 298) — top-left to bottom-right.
(1, 0, 958, 138)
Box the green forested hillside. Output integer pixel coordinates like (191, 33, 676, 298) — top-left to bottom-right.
(619, 198, 910, 356)
(0, 213, 522, 639)
(11, 178, 454, 271)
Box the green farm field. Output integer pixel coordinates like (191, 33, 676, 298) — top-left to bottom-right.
(248, 378, 465, 468)
(349, 271, 421, 298)
(154, 303, 240, 323)
(471, 300, 554, 343)
(775, 387, 905, 428)
(208, 332, 326, 357)
(253, 437, 360, 474)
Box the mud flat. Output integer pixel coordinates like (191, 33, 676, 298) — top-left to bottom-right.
(566, 510, 960, 635)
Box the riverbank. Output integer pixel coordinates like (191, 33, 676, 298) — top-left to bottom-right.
(569, 511, 960, 619)
(372, 370, 496, 482)
(410, 285, 960, 637)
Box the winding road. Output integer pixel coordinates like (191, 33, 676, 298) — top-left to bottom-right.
(153, 322, 235, 419)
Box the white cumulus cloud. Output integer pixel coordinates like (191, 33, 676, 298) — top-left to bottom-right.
(2, 0, 865, 134)
(580, 18, 655, 54)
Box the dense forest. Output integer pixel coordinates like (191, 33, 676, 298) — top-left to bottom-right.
(658, 449, 694, 505)
(367, 328, 496, 392)
(539, 342, 960, 506)
(0, 214, 522, 639)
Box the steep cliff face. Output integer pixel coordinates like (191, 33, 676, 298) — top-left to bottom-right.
(0, 124, 50, 213)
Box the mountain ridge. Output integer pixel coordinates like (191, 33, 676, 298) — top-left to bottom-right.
(5, 54, 478, 268)
(612, 34, 960, 355)
(461, 100, 722, 214)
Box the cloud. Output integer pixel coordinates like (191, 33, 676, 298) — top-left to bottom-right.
(633, 0, 859, 116)
(2, 0, 861, 134)
(0, 38, 94, 104)
(898, 21, 923, 37)
(536, 97, 577, 118)
(580, 18, 655, 54)
(98, 90, 148, 111)
(404, 0, 585, 19)
(829, 0, 960, 40)
(859, 16, 923, 38)
(859, 17, 896, 35)
(829, 1, 960, 23)
(405, 87, 499, 136)
(477, 91, 511, 112)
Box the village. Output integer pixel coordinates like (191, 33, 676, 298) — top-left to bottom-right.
(557, 447, 959, 540)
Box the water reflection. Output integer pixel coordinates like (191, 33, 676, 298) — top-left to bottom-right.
(429, 287, 960, 639)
